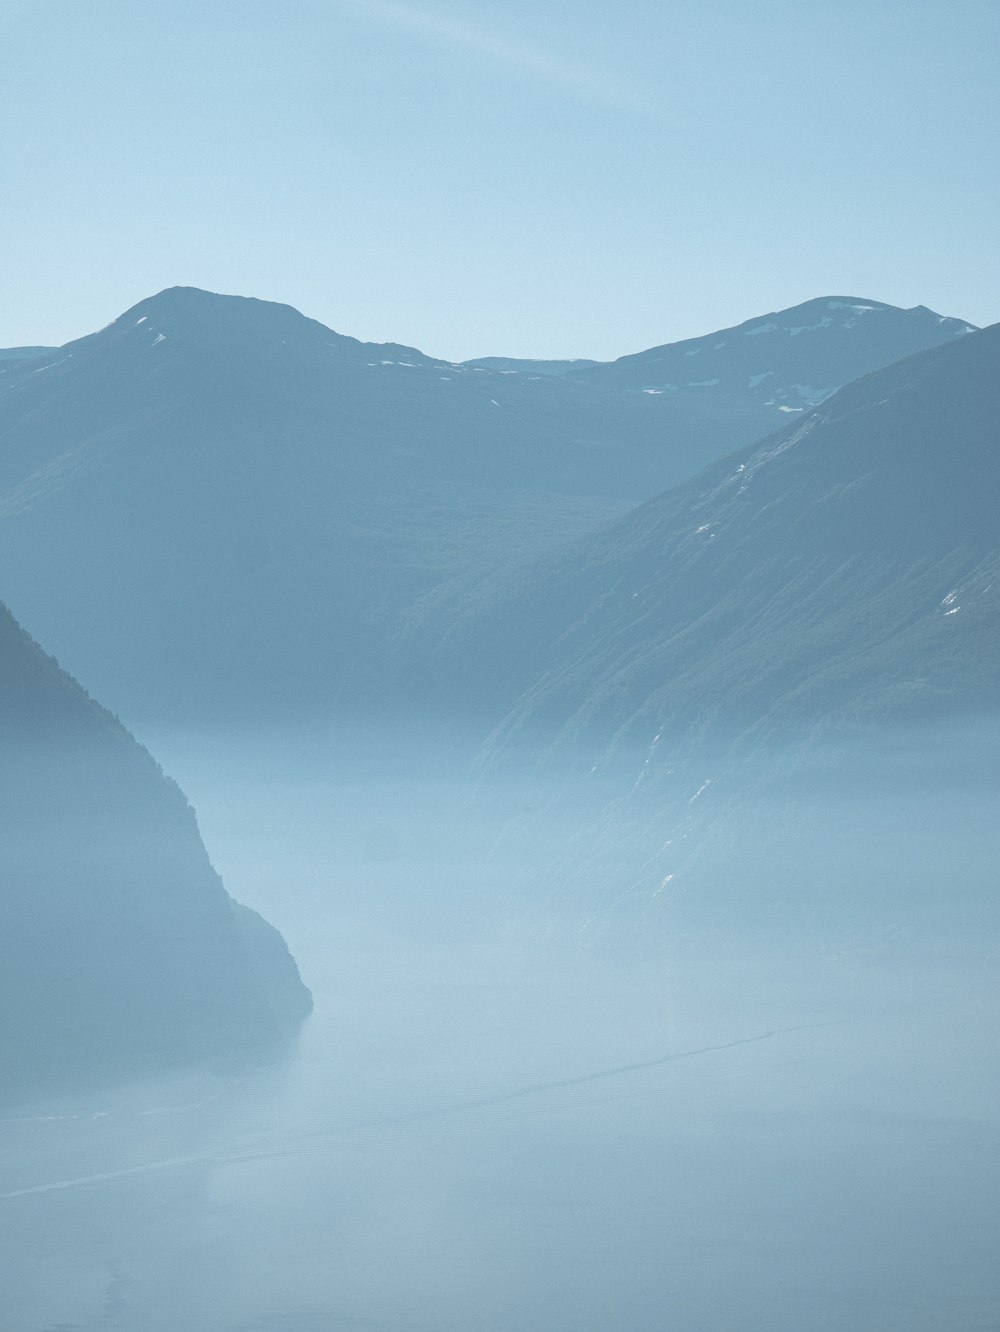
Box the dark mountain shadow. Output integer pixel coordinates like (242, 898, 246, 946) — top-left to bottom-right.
(0, 601, 311, 1106)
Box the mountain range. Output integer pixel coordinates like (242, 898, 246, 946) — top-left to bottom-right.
(0, 287, 974, 727)
(1, 284, 996, 1093)
(569, 296, 974, 405)
(402, 321, 1000, 771)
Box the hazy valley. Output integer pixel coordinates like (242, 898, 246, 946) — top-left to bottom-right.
(2, 286, 997, 1332)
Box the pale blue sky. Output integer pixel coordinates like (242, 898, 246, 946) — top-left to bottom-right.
(2, 0, 997, 358)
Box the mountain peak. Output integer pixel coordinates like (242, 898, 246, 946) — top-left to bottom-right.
(735, 295, 975, 336)
(122, 284, 314, 322)
(47, 286, 441, 375)
(574, 295, 977, 407)
(109, 285, 353, 348)
(761, 295, 896, 318)
(86, 285, 444, 369)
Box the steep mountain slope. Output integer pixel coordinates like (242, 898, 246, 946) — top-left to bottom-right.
(0, 287, 758, 722)
(404, 323, 1000, 767)
(572, 297, 974, 409)
(0, 601, 311, 1100)
(0, 287, 974, 725)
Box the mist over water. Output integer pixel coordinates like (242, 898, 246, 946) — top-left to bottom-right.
(3, 2, 997, 1322)
(3, 722, 997, 1331)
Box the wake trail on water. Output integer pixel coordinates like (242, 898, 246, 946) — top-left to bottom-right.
(0, 1020, 845, 1199)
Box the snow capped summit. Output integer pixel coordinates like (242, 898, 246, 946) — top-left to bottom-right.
(571, 295, 976, 413)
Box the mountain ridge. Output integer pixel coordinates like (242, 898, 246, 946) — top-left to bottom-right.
(569, 295, 976, 407)
(399, 322, 1000, 768)
(0, 286, 980, 727)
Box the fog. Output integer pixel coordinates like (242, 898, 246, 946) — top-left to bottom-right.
(3, 722, 997, 1331)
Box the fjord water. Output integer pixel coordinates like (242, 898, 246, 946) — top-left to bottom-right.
(3, 727, 997, 1332)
